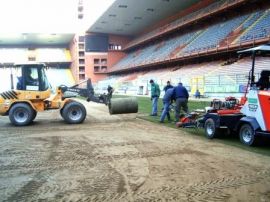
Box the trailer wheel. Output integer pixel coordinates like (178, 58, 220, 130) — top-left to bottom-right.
(62, 101, 86, 124)
(204, 118, 219, 139)
(9, 103, 35, 126)
(239, 124, 256, 146)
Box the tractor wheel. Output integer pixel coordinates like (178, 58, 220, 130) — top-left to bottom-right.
(62, 101, 86, 124)
(9, 103, 35, 126)
(204, 118, 219, 139)
(239, 124, 256, 146)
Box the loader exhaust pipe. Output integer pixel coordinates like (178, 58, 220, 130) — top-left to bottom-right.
(108, 97, 138, 115)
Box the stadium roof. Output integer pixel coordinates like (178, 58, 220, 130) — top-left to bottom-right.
(88, 0, 200, 36)
(0, 33, 74, 46)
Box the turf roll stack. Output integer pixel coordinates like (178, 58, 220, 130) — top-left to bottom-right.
(109, 97, 138, 115)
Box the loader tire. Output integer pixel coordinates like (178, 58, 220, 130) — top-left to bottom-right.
(31, 111, 37, 122)
(204, 118, 219, 139)
(60, 108, 64, 118)
(9, 103, 35, 126)
(62, 101, 86, 124)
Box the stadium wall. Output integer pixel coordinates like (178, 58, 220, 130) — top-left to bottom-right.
(71, 33, 131, 83)
(84, 52, 107, 83)
(107, 35, 129, 70)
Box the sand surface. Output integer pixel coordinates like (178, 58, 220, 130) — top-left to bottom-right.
(0, 100, 270, 201)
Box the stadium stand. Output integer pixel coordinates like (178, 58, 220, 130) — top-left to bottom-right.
(138, 69, 170, 82)
(111, 5, 270, 76)
(111, 13, 254, 71)
(94, 76, 120, 94)
(105, 56, 270, 97)
(110, 31, 201, 71)
(0, 48, 28, 63)
(238, 9, 270, 43)
(36, 48, 71, 62)
(181, 14, 249, 54)
(0, 48, 71, 63)
(124, 0, 247, 49)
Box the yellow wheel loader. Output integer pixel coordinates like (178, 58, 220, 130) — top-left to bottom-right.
(0, 63, 138, 126)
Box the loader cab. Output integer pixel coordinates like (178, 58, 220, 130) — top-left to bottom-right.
(15, 64, 50, 91)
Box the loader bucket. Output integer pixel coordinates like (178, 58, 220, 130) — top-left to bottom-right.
(109, 97, 138, 115)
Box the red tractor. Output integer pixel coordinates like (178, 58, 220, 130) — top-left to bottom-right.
(203, 44, 270, 146)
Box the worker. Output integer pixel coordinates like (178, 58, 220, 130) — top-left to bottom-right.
(17, 68, 38, 90)
(160, 81, 174, 118)
(163, 81, 173, 92)
(16, 76, 23, 90)
(174, 82, 189, 122)
(25, 68, 38, 85)
(107, 85, 114, 100)
(160, 87, 175, 123)
(256, 70, 270, 90)
(149, 79, 160, 116)
(194, 89, 201, 98)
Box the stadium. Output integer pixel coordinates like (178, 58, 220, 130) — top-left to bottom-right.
(0, 0, 269, 97)
(1, 0, 270, 201)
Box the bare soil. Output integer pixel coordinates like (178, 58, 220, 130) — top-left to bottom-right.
(1, 100, 270, 202)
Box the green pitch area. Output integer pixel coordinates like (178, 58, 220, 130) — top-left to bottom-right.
(114, 95, 270, 156)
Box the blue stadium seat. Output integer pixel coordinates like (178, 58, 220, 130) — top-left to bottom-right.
(239, 10, 270, 43)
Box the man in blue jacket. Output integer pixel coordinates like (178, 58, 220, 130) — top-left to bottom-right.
(160, 87, 175, 123)
(150, 79, 160, 116)
(174, 82, 189, 122)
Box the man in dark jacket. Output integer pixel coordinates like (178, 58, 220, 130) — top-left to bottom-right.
(174, 82, 189, 122)
(163, 81, 173, 92)
(107, 85, 114, 100)
(256, 70, 270, 90)
(160, 87, 175, 123)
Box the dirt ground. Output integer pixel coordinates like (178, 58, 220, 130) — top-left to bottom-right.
(1, 100, 270, 202)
